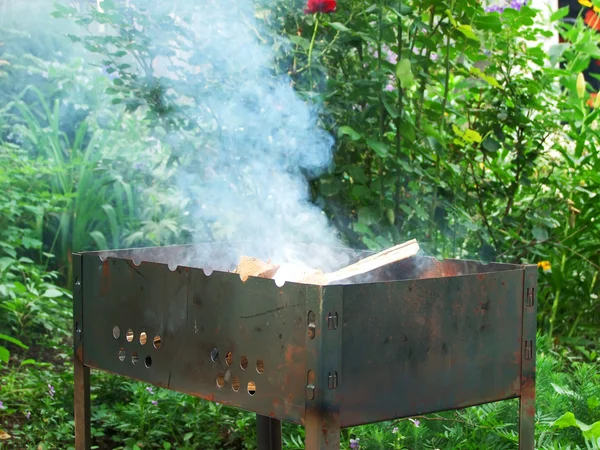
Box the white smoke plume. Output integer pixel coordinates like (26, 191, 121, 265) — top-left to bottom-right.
(151, 0, 351, 272)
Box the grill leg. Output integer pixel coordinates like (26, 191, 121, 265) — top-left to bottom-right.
(74, 357, 91, 450)
(256, 414, 282, 450)
(518, 383, 535, 449)
(519, 265, 536, 449)
(305, 411, 340, 449)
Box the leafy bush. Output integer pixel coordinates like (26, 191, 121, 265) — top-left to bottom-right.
(51, 0, 600, 341)
(1, 335, 599, 448)
(1, 0, 600, 448)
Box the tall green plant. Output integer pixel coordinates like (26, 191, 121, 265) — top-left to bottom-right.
(4, 86, 134, 286)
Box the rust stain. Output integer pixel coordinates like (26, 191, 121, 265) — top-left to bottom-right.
(284, 344, 303, 366)
(75, 345, 84, 362)
(322, 426, 329, 444)
(100, 259, 111, 295)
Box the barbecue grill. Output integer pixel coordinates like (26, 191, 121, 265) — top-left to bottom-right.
(72, 242, 537, 449)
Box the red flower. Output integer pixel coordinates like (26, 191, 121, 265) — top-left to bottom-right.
(304, 0, 336, 14)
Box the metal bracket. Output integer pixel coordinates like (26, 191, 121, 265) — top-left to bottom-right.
(304, 286, 343, 448)
(519, 265, 537, 450)
(526, 287, 535, 308)
(327, 312, 338, 330)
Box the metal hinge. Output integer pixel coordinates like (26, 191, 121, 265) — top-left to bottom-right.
(524, 340, 533, 360)
(327, 312, 338, 330)
(328, 371, 338, 390)
(526, 287, 535, 308)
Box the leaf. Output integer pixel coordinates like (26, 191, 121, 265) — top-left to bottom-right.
(386, 209, 395, 225)
(183, 432, 194, 442)
(0, 333, 28, 349)
(358, 207, 380, 226)
(21, 237, 42, 249)
(288, 35, 310, 51)
(482, 137, 501, 152)
(347, 166, 368, 184)
(0, 257, 16, 273)
(464, 129, 482, 144)
(456, 24, 479, 41)
(0, 346, 9, 364)
(20, 359, 38, 367)
(329, 22, 350, 32)
(337, 126, 361, 141)
(395, 59, 414, 88)
(532, 226, 548, 242)
(553, 412, 600, 440)
(0, 429, 11, 440)
(473, 14, 502, 32)
(366, 139, 389, 158)
(42, 288, 63, 298)
(445, 9, 458, 27)
(90, 230, 108, 250)
(550, 6, 570, 22)
(381, 96, 399, 118)
(551, 382, 582, 399)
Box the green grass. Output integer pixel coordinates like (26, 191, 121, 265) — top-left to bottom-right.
(1, 334, 599, 449)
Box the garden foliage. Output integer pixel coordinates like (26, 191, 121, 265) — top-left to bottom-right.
(0, 0, 599, 448)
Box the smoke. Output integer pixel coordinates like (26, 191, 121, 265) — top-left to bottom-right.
(1, 0, 352, 275)
(152, 0, 350, 272)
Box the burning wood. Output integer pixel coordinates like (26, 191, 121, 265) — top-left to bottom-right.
(234, 239, 420, 285)
(234, 256, 280, 282)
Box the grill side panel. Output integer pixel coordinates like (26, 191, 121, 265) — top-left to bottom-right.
(339, 269, 524, 428)
(81, 255, 307, 423)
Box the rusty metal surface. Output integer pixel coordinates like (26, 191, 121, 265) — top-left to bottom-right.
(304, 286, 343, 448)
(256, 415, 282, 450)
(339, 268, 526, 428)
(519, 265, 537, 449)
(81, 255, 310, 423)
(73, 254, 91, 450)
(83, 242, 523, 285)
(75, 243, 535, 448)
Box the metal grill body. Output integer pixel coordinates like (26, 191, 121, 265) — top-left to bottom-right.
(73, 243, 537, 449)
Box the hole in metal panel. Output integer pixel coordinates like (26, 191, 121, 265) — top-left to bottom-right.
(211, 348, 219, 362)
(145, 356, 152, 368)
(140, 332, 147, 345)
(113, 326, 120, 339)
(132, 352, 139, 365)
(118, 348, 126, 361)
(126, 329, 134, 342)
(232, 376, 240, 392)
(307, 369, 315, 385)
(240, 355, 248, 370)
(216, 374, 225, 388)
(153, 335, 162, 349)
(256, 360, 265, 374)
(247, 381, 256, 396)
(225, 351, 233, 366)
(307, 310, 316, 339)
